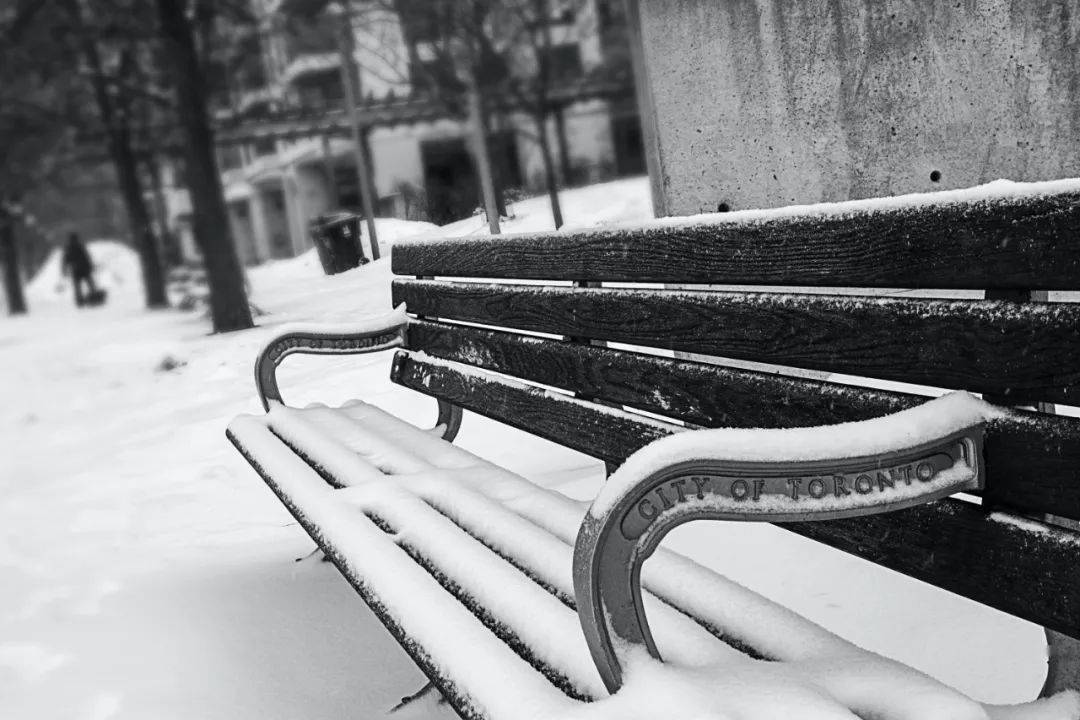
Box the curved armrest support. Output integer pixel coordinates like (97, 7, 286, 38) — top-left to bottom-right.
(253, 308, 462, 442)
(573, 395, 993, 693)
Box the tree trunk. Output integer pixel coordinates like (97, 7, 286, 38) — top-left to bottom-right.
(336, 9, 380, 260)
(110, 127, 169, 308)
(468, 85, 501, 235)
(145, 153, 180, 267)
(553, 104, 572, 185)
(535, 113, 564, 229)
(484, 111, 508, 219)
(0, 210, 28, 315)
(66, 0, 169, 310)
(156, 0, 252, 333)
(488, 129, 508, 219)
(360, 127, 380, 258)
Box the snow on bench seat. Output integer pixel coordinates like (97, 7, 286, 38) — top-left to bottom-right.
(227, 401, 1080, 720)
(228, 414, 578, 719)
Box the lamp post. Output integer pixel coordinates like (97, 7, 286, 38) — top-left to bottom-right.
(328, 0, 380, 260)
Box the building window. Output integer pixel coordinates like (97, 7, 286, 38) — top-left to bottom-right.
(551, 0, 576, 24)
(295, 69, 344, 110)
(397, 0, 449, 45)
(252, 137, 277, 157)
(217, 145, 244, 171)
(596, 0, 625, 29)
(409, 58, 463, 95)
(234, 32, 267, 90)
(542, 43, 583, 83)
(283, 13, 337, 59)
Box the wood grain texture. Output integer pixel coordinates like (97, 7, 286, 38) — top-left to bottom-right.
(391, 191, 1080, 288)
(406, 319, 918, 427)
(785, 502, 1080, 641)
(406, 321, 1080, 522)
(394, 280, 1080, 406)
(391, 351, 675, 465)
(390, 354, 1080, 639)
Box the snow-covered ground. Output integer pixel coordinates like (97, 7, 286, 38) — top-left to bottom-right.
(0, 178, 1055, 719)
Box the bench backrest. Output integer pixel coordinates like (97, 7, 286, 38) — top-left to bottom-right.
(388, 180, 1080, 643)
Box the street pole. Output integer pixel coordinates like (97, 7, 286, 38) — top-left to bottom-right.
(333, 1, 380, 260)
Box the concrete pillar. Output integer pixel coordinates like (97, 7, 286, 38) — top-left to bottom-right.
(226, 199, 259, 266)
(248, 190, 272, 263)
(282, 174, 308, 257)
(634, 0, 1080, 214)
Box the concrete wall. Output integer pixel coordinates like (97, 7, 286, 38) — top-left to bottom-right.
(636, 0, 1080, 216)
(370, 126, 426, 197)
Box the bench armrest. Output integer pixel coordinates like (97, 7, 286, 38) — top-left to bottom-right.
(253, 307, 464, 442)
(572, 392, 996, 693)
(255, 307, 409, 411)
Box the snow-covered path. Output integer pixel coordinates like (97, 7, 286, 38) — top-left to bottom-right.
(0, 179, 1050, 719)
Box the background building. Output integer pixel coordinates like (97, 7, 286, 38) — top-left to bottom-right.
(161, 0, 644, 266)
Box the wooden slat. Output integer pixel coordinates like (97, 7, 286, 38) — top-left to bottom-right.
(406, 321, 1080, 522)
(390, 351, 675, 464)
(391, 353, 1080, 640)
(786, 501, 1080, 641)
(406, 320, 916, 426)
(227, 422, 481, 718)
(394, 280, 1080, 406)
(391, 190, 1080, 288)
(226, 420, 568, 719)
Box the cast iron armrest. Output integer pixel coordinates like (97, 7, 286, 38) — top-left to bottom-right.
(572, 397, 990, 693)
(253, 307, 462, 441)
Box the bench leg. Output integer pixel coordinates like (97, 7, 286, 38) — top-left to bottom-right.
(435, 400, 462, 443)
(1043, 629, 1080, 696)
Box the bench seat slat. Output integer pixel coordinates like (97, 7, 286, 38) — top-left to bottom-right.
(255, 411, 611, 700)
(348, 486, 607, 701)
(394, 280, 1080, 407)
(410, 479, 749, 666)
(391, 187, 1080, 288)
(226, 415, 578, 720)
(266, 404, 743, 671)
(391, 353, 1080, 639)
(293, 405, 436, 474)
(335, 408, 871, 664)
(405, 320, 1080, 523)
(267, 402, 918, 667)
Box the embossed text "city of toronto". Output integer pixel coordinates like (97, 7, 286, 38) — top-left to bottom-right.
(634, 455, 956, 522)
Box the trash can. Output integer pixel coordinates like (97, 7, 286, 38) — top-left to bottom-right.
(309, 212, 368, 275)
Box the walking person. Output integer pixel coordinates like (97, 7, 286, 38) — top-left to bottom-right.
(61, 232, 98, 307)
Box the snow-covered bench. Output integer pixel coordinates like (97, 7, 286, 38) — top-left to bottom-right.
(228, 180, 1080, 719)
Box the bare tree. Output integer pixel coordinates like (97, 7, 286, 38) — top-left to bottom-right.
(359, 0, 518, 230)
(0, 0, 85, 315)
(1, 0, 177, 310)
(500, 0, 586, 228)
(362, 0, 595, 230)
(0, 205, 27, 315)
(61, 0, 171, 309)
(156, 0, 253, 332)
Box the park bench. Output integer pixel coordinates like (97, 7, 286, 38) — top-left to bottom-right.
(227, 179, 1080, 719)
